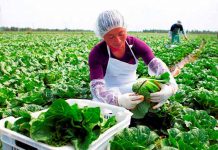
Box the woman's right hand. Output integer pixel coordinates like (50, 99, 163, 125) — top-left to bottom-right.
(118, 93, 144, 109)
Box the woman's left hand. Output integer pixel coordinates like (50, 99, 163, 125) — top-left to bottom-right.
(150, 84, 174, 109)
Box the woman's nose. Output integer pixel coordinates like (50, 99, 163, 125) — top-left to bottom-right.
(113, 36, 121, 43)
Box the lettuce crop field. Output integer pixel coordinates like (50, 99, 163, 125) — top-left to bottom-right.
(0, 31, 217, 149)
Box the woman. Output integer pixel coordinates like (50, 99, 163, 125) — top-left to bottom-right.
(88, 10, 178, 110)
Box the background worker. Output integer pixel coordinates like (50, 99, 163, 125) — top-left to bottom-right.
(88, 10, 178, 111)
(169, 20, 188, 44)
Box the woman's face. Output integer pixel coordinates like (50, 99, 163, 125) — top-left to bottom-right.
(103, 27, 127, 49)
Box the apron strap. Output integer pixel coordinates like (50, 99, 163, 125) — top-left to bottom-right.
(106, 41, 138, 63)
(106, 45, 111, 57)
(125, 41, 138, 63)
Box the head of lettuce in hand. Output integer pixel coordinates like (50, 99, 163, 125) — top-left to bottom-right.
(131, 72, 170, 119)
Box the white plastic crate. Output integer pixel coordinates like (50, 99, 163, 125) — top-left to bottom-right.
(0, 99, 132, 150)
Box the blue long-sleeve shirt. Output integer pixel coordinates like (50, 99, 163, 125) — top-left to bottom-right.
(170, 23, 185, 34)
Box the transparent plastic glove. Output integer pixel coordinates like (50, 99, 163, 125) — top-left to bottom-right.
(150, 84, 174, 109)
(118, 93, 144, 110)
(148, 57, 178, 93)
(90, 79, 121, 105)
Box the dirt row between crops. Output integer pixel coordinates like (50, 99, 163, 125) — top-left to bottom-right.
(170, 39, 206, 77)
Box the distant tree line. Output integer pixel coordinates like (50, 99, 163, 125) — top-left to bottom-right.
(0, 26, 217, 34)
(142, 29, 168, 33)
(142, 29, 217, 34)
(0, 27, 92, 32)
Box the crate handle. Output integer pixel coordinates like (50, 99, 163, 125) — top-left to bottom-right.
(15, 140, 38, 150)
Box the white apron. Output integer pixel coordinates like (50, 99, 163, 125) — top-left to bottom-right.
(104, 41, 138, 94)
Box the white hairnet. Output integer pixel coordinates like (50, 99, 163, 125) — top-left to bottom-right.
(95, 10, 126, 38)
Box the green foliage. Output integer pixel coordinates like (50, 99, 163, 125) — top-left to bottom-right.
(1, 32, 217, 149)
(6, 99, 116, 150)
(110, 126, 159, 150)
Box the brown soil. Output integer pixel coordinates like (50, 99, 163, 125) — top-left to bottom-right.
(170, 40, 206, 77)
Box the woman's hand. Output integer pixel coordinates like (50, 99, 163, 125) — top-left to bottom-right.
(118, 93, 144, 109)
(150, 84, 174, 109)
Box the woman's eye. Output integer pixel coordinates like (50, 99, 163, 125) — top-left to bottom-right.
(109, 36, 114, 39)
(118, 32, 124, 36)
